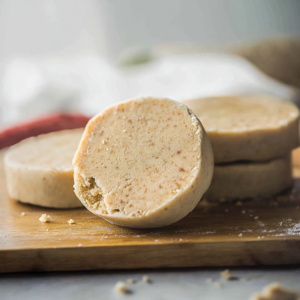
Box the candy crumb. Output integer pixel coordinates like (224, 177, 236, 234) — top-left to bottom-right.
(39, 214, 51, 223)
(221, 269, 233, 280)
(114, 282, 128, 294)
(126, 279, 135, 284)
(142, 275, 150, 283)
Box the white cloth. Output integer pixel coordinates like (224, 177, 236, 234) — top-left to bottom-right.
(0, 53, 297, 126)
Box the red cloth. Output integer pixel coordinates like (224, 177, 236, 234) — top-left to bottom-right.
(0, 113, 90, 149)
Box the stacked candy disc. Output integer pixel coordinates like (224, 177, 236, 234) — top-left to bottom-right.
(183, 95, 300, 201)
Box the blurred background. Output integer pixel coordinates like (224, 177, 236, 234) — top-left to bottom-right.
(0, 0, 299, 126)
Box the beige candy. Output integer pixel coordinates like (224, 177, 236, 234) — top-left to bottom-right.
(249, 282, 299, 300)
(205, 155, 292, 201)
(4, 129, 83, 208)
(183, 96, 299, 163)
(73, 97, 214, 228)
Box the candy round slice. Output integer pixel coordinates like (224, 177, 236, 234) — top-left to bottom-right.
(73, 97, 214, 228)
(205, 155, 292, 201)
(4, 129, 84, 208)
(183, 96, 299, 163)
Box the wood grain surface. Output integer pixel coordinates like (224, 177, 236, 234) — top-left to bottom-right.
(1, 152, 300, 273)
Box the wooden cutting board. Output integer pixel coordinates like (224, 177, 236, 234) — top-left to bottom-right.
(1, 151, 300, 273)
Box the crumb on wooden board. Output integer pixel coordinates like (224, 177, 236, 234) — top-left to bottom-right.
(39, 214, 51, 223)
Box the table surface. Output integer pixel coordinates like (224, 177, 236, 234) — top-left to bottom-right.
(1, 267, 300, 300)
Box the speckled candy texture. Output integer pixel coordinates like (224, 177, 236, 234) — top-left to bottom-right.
(73, 97, 214, 228)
